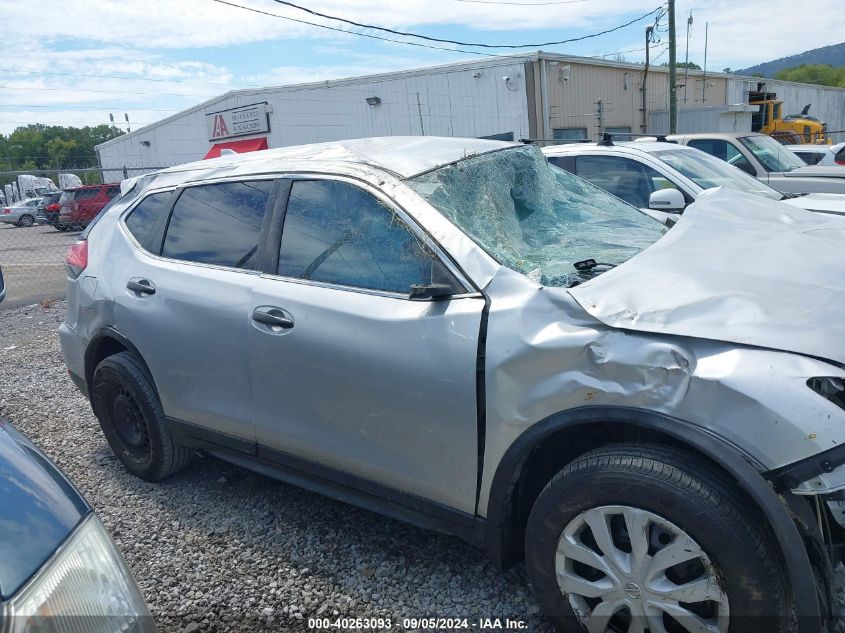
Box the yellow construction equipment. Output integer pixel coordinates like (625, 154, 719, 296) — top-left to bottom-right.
(749, 86, 828, 144)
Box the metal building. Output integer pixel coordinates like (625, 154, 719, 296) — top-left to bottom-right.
(96, 51, 845, 179)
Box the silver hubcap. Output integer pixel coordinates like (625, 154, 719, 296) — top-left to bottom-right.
(555, 505, 730, 633)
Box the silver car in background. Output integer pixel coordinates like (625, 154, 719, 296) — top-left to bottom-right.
(787, 142, 845, 167)
(669, 131, 845, 195)
(1, 197, 41, 227)
(60, 137, 845, 632)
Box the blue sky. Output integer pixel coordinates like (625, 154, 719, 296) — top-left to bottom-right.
(0, 0, 840, 135)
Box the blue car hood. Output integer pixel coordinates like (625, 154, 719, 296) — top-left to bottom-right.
(0, 421, 89, 600)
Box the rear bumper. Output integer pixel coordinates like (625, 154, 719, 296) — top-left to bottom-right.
(59, 322, 87, 397)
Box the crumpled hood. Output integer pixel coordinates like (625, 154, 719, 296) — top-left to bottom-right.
(782, 192, 845, 216)
(569, 188, 845, 365)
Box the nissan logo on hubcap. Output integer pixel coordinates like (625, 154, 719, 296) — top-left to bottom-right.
(624, 582, 643, 599)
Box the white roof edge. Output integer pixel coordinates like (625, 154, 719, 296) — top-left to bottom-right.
(95, 52, 539, 151)
(96, 50, 845, 151)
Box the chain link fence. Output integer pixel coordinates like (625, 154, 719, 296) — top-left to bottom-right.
(0, 167, 162, 308)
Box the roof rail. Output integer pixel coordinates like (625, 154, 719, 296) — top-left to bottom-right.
(519, 138, 593, 144)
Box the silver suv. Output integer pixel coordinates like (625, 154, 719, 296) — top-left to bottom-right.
(60, 137, 845, 632)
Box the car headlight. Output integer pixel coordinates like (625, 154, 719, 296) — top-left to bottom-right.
(808, 377, 845, 411)
(1, 514, 155, 633)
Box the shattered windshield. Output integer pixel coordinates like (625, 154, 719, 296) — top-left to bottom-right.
(407, 145, 666, 288)
(653, 148, 782, 200)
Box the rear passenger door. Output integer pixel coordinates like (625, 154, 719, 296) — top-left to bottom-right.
(115, 178, 279, 447)
(248, 177, 485, 515)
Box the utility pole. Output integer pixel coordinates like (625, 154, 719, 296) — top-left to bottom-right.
(668, 0, 677, 133)
(703, 22, 709, 103)
(641, 25, 653, 133)
(684, 11, 693, 104)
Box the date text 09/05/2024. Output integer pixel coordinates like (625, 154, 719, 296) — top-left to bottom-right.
(307, 617, 528, 630)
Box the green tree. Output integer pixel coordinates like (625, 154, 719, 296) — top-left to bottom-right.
(1, 124, 124, 192)
(46, 138, 77, 169)
(661, 61, 702, 70)
(774, 64, 845, 88)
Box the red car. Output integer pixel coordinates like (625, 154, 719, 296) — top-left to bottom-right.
(57, 183, 121, 230)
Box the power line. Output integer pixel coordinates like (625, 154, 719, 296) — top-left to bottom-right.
(0, 104, 180, 111)
(210, 0, 492, 57)
(0, 67, 260, 88)
(0, 85, 218, 99)
(454, 0, 588, 4)
(268, 0, 664, 49)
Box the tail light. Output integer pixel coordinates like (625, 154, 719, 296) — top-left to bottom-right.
(66, 240, 88, 279)
(1, 208, 9, 215)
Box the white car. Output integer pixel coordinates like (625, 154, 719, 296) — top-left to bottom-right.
(787, 142, 845, 167)
(543, 140, 845, 223)
(0, 197, 42, 227)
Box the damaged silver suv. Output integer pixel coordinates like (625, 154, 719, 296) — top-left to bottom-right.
(61, 138, 845, 633)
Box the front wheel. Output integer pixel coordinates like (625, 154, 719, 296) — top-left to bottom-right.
(91, 352, 193, 481)
(18, 214, 34, 227)
(525, 443, 791, 633)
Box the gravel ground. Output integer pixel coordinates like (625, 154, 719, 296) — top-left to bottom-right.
(0, 301, 552, 633)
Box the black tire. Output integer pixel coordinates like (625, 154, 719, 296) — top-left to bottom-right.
(525, 443, 790, 633)
(56, 223, 69, 231)
(18, 214, 34, 227)
(91, 352, 194, 481)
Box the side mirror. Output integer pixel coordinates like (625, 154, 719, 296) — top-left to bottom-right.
(409, 283, 455, 301)
(648, 188, 686, 212)
(0, 265, 5, 303)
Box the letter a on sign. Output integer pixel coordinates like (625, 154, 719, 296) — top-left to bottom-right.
(212, 115, 229, 139)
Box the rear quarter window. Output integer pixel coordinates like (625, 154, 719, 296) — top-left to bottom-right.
(124, 192, 174, 252)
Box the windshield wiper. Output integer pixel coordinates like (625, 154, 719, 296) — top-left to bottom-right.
(573, 258, 617, 272)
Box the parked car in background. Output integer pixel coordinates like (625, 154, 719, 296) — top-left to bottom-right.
(61, 137, 845, 631)
(57, 183, 121, 231)
(787, 142, 845, 166)
(669, 132, 845, 194)
(1, 198, 42, 227)
(544, 140, 845, 218)
(0, 269, 155, 632)
(36, 191, 64, 225)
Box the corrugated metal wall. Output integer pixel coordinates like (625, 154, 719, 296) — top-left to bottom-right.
(650, 107, 753, 133)
(728, 77, 845, 136)
(541, 58, 728, 138)
(98, 59, 530, 179)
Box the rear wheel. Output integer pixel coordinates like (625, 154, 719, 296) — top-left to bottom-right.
(56, 223, 69, 231)
(525, 443, 791, 633)
(91, 352, 193, 481)
(18, 214, 34, 227)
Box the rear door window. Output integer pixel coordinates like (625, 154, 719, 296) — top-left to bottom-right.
(162, 180, 274, 270)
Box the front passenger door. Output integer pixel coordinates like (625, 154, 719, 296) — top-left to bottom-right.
(249, 178, 485, 515)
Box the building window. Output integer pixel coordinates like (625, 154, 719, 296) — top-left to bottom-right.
(552, 128, 587, 141)
(605, 126, 632, 136)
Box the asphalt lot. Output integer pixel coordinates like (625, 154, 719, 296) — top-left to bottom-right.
(0, 301, 553, 633)
(0, 223, 78, 307)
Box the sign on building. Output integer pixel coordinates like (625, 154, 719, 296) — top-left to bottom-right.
(206, 103, 270, 141)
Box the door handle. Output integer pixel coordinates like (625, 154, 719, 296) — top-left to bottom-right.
(252, 307, 294, 329)
(127, 278, 156, 295)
